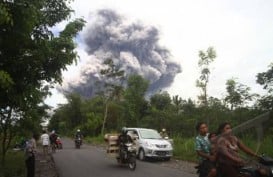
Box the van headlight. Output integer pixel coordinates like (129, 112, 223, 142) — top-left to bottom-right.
(145, 142, 155, 148)
(166, 143, 172, 148)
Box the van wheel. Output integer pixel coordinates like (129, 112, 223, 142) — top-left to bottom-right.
(138, 149, 145, 161)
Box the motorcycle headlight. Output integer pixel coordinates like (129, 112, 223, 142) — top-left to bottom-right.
(128, 146, 136, 152)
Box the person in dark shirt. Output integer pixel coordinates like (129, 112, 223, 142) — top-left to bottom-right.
(49, 130, 58, 152)
(118, 127, 133, 159)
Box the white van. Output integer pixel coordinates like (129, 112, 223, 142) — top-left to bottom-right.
(126, 128, 173, 161)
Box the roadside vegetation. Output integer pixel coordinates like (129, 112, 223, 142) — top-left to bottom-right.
(0, 150, 25, 177)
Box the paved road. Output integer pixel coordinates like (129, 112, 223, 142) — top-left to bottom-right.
(53, 138, 197, 177)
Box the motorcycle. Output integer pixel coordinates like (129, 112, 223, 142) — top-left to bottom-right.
(56, 137, 63, 149)
(75, 137, 82, 149)
(196, 155, 273, 177)
(239, 155, 273, 177)
(116, 143, 137, 171)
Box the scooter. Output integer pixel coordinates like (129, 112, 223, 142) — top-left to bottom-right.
(116, 143, 137, 171)
(75, 137, 82, 149)
(56, 137, 63, 149)
(196, 155, 273, 177)
(239, 155, 273, 177)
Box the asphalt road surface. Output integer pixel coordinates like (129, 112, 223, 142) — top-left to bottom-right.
(53, 138, 197, 177)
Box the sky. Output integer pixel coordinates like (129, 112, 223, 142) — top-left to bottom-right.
(45, 0, 273, 108)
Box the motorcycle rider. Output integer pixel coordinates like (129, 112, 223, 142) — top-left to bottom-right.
(49, 130, 58, 152)
(160, 128, 169, 139)
(217, 122, 269, 177)
(118, 127, 133, 160)
(75, 129, 83, 145)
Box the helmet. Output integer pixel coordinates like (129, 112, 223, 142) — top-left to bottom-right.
(121, 127, 127, 134)
(77, 129, 80, 132)
(162, 128, 166, 132)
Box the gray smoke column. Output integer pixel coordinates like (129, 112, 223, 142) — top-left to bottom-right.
(61, 9, 182, 98)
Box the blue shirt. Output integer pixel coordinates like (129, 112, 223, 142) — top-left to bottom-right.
(195, 134, 210, 161)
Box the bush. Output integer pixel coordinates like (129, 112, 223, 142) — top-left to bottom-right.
(0, 150, 25, 177)
(172, 136, 197, 162)
(85, 135, 105, 145)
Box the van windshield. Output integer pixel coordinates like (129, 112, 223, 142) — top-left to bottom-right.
(139, 129, 162, 139)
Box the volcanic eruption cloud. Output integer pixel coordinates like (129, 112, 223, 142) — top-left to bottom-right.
(61, 9, 182, 98)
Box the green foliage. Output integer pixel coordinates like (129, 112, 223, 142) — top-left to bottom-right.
(172, 136, 197, 161)
(196, 47, 216, 107)
(225, 78, 257, 110)
(256, 63, 273, 92)
(0, 0, 85, 164)
(85, 135, 105, 145)
(256, 63, 273, 110)
(123, 75, 149, 127)
(150, 91, 172, 110)
(0, 150, 25, 177)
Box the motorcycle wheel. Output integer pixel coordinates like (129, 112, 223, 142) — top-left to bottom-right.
(128, 156, 136, 171)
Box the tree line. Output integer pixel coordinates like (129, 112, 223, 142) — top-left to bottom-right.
(48, 50, 273, 140)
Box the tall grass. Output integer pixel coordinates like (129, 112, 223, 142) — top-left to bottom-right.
(172, 136, 197, 162)
(85, 135, 106, 145)
(0, 150, 25, 177)
(240, 134, 273, 157)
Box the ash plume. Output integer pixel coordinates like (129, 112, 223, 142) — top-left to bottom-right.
(60, 9, 181, 98)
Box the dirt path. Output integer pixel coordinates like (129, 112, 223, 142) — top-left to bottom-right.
(35, 147, 58, 177)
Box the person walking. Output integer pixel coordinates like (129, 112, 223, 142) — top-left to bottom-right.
(25, 134, 37, 177)
(40, 130, 49, 156)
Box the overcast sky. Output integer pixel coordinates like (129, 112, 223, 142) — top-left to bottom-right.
(45, 0, 273, 108)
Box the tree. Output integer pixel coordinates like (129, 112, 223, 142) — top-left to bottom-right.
(225, 78, 256, 110)
(0, 0, 85, 164)
(172, 95, 183, 114)
(196, 47, 216, 107)
(124, 75, 149, 127)
(150, 91, 172, 111)
(256, 63, 273, 110)
(99, 59, 125, 135)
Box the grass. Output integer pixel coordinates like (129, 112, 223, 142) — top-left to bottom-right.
(0, 150, 26, 177)
(172, 136, 197, 162)
(85, 134, 106, 145)
(240, 134, 273, 157)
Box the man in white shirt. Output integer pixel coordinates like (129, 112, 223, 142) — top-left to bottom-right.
(40, 130, 49, 156)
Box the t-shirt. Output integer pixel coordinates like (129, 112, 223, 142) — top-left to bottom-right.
(195, 133, 210, 161)
(41, 133, 49, 146)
